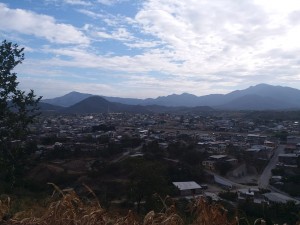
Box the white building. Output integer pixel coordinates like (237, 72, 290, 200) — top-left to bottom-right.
(172, 181, 202, 196)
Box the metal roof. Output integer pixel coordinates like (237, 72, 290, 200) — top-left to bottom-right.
(172, 181, 202, 190)
(209, 155, 227, 159)
(263, 192, 300, 205)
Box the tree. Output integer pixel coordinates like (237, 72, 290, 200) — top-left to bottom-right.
(0, 40, 41, 185)
(215, 161, 232, 176)
(128, 158, 169, 213)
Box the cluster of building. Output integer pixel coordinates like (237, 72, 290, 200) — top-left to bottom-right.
(172, 181, 299, 205)
(23, 112, 300, 205)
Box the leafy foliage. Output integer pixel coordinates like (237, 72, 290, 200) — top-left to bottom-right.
(218, 191, 238, 202)
(0, 40, 41, 185)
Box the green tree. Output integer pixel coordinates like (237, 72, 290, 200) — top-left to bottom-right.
(0, 40, 41, 185)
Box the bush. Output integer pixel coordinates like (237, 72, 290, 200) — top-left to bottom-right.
(218, 191, 238, 202)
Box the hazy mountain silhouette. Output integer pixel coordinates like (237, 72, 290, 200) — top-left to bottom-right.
(103, 96, 144, 105)
(43, 91, 92, 107)
(142, 93, 200, 107)
(217, 95, 295, 110)
(39, 98, 214, 114)
(43, 84, 300, 110)
(63, 96, 149, 113)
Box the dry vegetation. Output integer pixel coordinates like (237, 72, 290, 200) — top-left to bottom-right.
(0, 184, 297, 225)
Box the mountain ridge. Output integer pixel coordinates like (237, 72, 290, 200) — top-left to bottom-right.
(42, 83, 300, 110)
(62, 96, 150, 114)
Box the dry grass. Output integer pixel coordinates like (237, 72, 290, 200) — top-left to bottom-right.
(190, 197, 236, 225)
(0, 196, 11, 221)
(0, 185, 297, 225)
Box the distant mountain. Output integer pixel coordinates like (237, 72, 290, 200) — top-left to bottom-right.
(142, 93, 200, 107)
(225, 84, 300, 105)
(43, 84, 300, 110)
(103, 96, 144, 105)
(57, 97, 214, 114)
(63, 96, 149, 114)
(217, 95, 295, 110)
(42, 91, 92, 107)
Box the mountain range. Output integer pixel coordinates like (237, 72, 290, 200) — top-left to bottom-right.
(41, 84, 300, 112)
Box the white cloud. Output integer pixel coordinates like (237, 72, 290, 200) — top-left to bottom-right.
(124, 40, 161, 49)
(131, 0, 300, 87)
(44, 0, 92, 6)
(78, 8, 136, 26)
(77, 9, 105, 19)
(18, 77, 115, 99)
(96, 28, 133, 41)
(97, 0, 126, 6)
(9, 0, 300, 98)
(0, 3, 89, 45)
(64, 0, 92, 6)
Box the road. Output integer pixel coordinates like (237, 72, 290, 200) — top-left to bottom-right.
(258, 145, 285, 189)
(205, 169, 248, 189)
(111, 144, 143, 163)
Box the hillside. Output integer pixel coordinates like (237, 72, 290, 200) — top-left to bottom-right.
(63, 96, 149, 113)
(43, 91, 92, 107)
(217, 94, 295, 110)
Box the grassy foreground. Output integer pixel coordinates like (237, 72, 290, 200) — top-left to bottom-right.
(0, 184, 297, 225)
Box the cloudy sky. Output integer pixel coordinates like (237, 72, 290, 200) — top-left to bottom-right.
(1, 0, 300, 99)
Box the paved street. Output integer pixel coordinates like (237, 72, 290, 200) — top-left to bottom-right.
(205, 169, 247, 189)
(258, 145, 285, 188)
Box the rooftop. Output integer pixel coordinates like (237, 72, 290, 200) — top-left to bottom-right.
(172, 181, 202, 190)
(263, 192, 300, 204)
(278, 153, 298, 158)
(209, 155, 227, 159)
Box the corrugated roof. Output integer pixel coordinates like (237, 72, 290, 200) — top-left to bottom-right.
(209, 155, 227, 159)
(172, 181, 202, 190)
(263, 192, 300, 204)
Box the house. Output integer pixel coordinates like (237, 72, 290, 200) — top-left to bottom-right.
(244, 145, 272, 160)
(237, 188, 266, 204)
(207, 142, 227, 154)
(287, 136, 300, 145)
(172, 181, 202, 196)
(226, 158, 238, 166)
(270, 176, 282, 183)
(278, 153, 299, 166)
(202, 160, 216, 170)
(285, 145, 297, 153)
(263, 192, 300, 205)
(202, 155, 228, 170)
(264, 140, 276, 148)
(245, 148, 261, 159)
(246, 134, 267, 145)
(209, 154, 227, 161)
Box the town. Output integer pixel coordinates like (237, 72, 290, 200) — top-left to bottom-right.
(12, 110, 299, 224)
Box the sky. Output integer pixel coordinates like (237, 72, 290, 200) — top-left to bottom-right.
(1, 0, 300, 99)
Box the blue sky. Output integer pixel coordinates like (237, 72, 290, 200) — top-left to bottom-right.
(2, 0, 300, 99)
